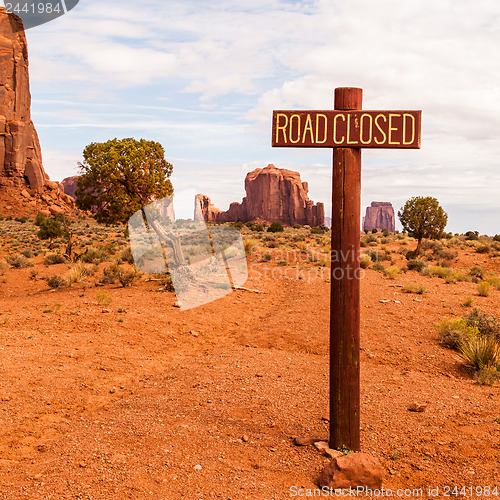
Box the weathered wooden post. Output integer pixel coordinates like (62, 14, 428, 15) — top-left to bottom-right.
(272, 87, 421, 451)
(330, 87, 362, 450)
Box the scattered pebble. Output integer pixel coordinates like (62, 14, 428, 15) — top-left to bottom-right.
(193, 464, 202, 470)
(242, 435, 249, 442)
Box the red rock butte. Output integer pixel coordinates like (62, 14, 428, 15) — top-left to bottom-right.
(195, 164, 325, 227)
(0, 8, 75, 216)
(362, 201, 395, 232)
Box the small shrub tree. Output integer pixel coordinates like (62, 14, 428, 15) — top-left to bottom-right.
(398, 196, 448, 255)
(267, 222, 284, 233)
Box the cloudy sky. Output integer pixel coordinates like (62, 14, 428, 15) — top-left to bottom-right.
(9, 0, 500, 232)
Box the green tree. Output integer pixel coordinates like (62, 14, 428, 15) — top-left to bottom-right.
(36, 213, 74, 256)
(36, 213, 65, 249)
(398, 196, 448, 255)
(267, 222, 284, 233)
(75, 138, 173, 224)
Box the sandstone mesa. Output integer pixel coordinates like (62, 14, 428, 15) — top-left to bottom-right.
(195, 164, 325, 227)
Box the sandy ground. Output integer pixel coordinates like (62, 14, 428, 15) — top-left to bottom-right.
(0, 227, 499, 499)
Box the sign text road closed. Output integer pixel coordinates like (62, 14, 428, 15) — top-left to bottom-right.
(272, 110, 421, 149)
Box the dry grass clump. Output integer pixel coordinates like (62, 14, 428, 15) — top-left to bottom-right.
(407, 259, 428, 272)
(243, 238, 259, 257)
(79, 246, 110, 264)
(485, 277, 500, 290)
(462, 295, 474, 307)
(384, 266, 400, 279)
(7, 253, 34, 268)
(67, 262, 95, 285)
(360, 253, 371, 269)
(44, 253, 67, 266)
(477, 281, 491, 297)
(46, 274, 67, 289)
(401, 282, 426, 294)
(435, 318, 479, 349)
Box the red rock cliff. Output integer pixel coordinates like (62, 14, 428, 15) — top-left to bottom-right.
(0, 9, 47, 192)
(195, 164, 324, 226)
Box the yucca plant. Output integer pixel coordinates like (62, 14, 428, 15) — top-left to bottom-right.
(458, 335, 500, 371)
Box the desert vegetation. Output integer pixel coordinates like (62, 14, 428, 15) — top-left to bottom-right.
(1, 214, 500, 494)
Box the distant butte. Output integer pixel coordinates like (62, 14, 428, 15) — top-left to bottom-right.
(363, 201, 395, 232)
(194, 164, 324, 227)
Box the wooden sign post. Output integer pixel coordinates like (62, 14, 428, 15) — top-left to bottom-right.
(272, 87, 421, 451)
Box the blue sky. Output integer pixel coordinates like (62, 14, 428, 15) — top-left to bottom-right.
(7, 0, 500, 233)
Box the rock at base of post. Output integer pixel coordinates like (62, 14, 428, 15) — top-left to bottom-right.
(318, 453, 384, 489)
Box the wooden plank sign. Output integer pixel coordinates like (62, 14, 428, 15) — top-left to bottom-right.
(273, 110, 421, 149)
(271, 88, 422, 452)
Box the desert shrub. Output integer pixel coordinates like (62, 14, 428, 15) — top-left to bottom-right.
(15, 216, 27, 224)
(7, 253, 34, 268)
(434, 249, 458, 261)
(464, 308, 500, 342)
(421, 240, 442, 252)
(0, 261, 8, 275)
(435, 318, 479, 349)
(267, 222, 284, 233)
(465, 231, 479, 241)
(477, 281, 491, 297)
(67, 262, 95, 285)
(96, 290, 113, 305)
(120, 246, 134, 264)
(20, 248, 33, 258)
(372, 262, 385, 272)
(46, 274, 67, 289)
(44, 253, 67, 265)
(426, 266, 452, 279)
(402, 283, 426, 294)
(382, 228, 390, 237)
(79, 246, 109, 264)
(251, 224, 264, 232)
(486, 277, 500, 290)
(476, 244, 491, 254)
(293, 224, 301, 229)
(360, 254, 371, 269)
(458, 335, 500, 372)
(116, 265, 139, 287)
(318, 256, 329, 267)
(462, 295, 474, 307)
(475, 366, 499, 386)
(263, 251, 272, 262)
(101, 263, 119, 284)
(384, 266, 400, 279)
(493, 234, 500, 243)
(407, 259, 428, 272)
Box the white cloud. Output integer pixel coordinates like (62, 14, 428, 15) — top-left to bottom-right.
(20, 0, 500, 233)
